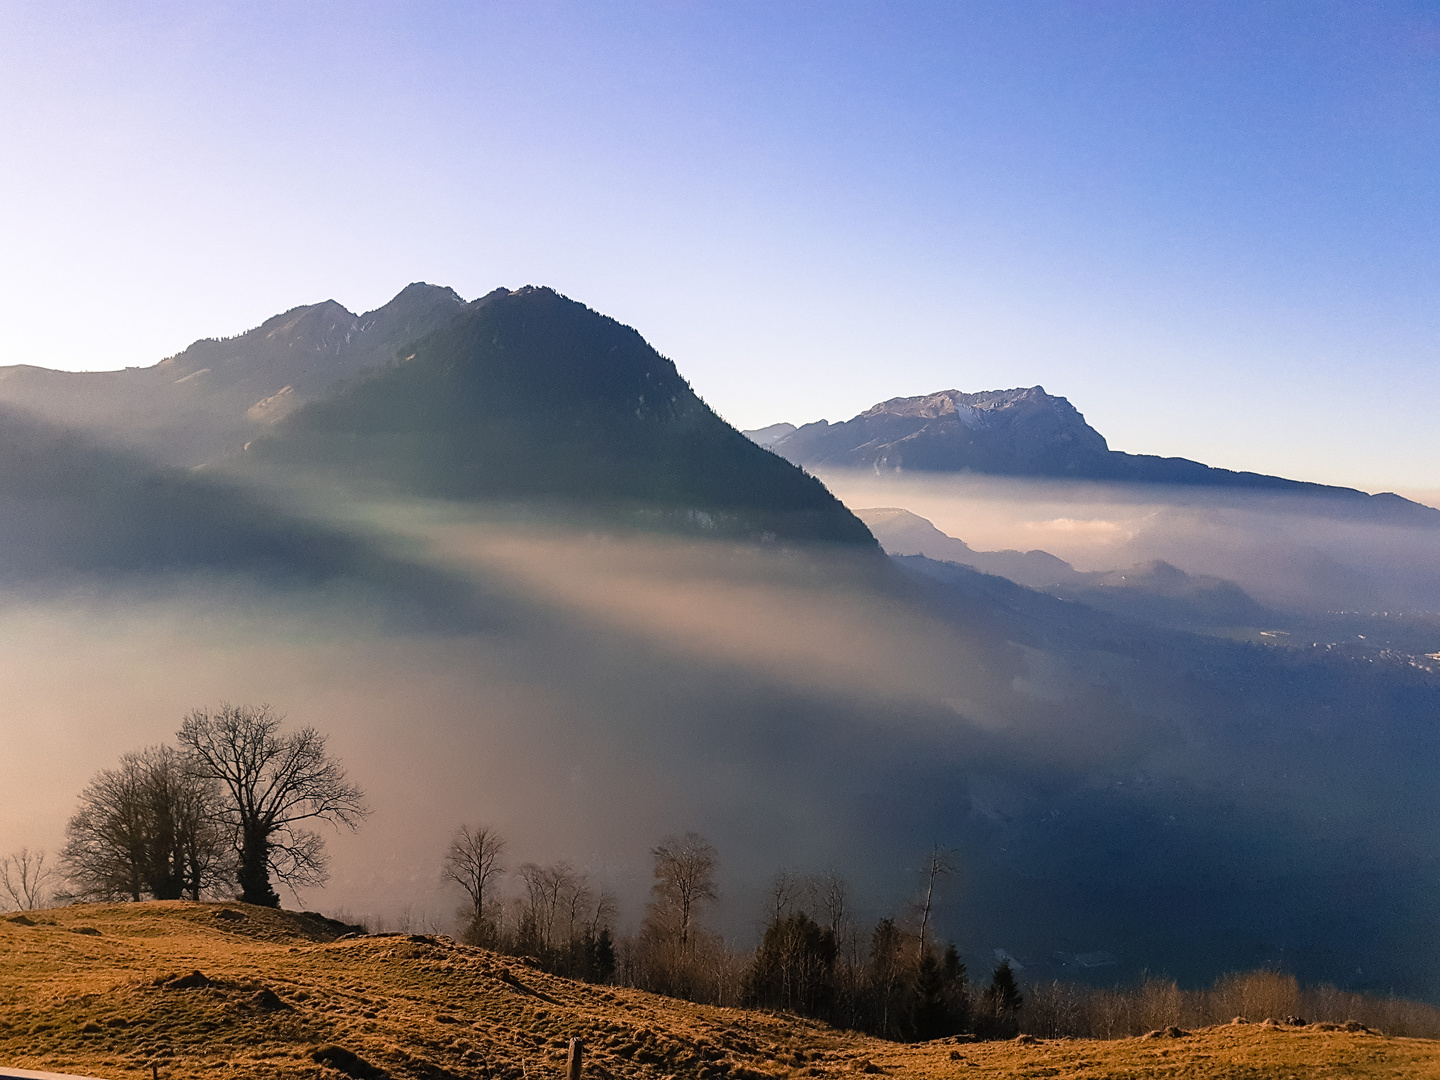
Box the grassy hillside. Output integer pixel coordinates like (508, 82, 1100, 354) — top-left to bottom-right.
(3, 903, 1437, 1080)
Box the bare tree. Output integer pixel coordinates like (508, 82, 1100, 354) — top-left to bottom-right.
(60, 746, 230, 902)
(518, 861, 581, 954)
(584, 887, 618, 939)
(649, 832, 719, 957)
(178, 704, 368, 907)
(443, 825, 506, 940)
(816, 869, 850, 938)
(915, 845, 958, 961)
(1, 848, 55, 911)
(560, 868, 595, 946)
(61, 756, 148, 902)
(765, 868, 807, 925)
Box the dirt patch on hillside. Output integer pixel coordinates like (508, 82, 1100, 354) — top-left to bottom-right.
(2, 902, 1437, 1079)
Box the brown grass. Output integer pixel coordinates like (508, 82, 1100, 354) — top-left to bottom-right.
(1022, 972, 1440, 1040)
(3, 902, 1438, 1080)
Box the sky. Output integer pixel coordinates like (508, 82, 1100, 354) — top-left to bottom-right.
(0, 0, 1437, 492)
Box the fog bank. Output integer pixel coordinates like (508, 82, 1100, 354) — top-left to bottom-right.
(819, 470, 1440, 613)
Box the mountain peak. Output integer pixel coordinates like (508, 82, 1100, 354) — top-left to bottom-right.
(361, 282, 467, 321)
(763, 385, 1111, 475)
(755, 386, 1440, 522)
(0, 285, 474, 467)
(859, 386, 1062, 425)
(257, 300, 358, 347)
(247, 288, 875, 546)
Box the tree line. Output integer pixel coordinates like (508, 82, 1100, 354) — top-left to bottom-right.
(1019, 970, 1440, 1041)
(441, 826, 1023, 1042)
(439, 822, 1440, 1042)
(11, 706, 1438, 1044)
(443, 824, 617, 983)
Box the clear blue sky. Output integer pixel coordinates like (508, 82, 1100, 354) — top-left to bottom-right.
(1, 1, 1437, 490)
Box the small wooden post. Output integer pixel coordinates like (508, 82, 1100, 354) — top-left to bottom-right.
(567, 1037, 584, 1080)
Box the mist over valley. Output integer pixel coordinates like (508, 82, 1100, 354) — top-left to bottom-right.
(1, 284, 1437, 1009)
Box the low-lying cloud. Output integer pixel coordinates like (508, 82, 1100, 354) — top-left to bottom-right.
(817, 469, 1440, 613)
(2, 488, 1438, 996)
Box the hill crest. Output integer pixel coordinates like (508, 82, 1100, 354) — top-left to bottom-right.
(2, 901, 1435, 1080)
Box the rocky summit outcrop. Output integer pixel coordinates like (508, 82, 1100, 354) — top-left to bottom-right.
(0, 283, 469, 466)
(755, 387, 1111, 477)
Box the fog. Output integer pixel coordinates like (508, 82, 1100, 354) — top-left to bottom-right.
(817, 469, 1440, 614)
(2, 480, 1439, 996)
(0, 505, 1020, 938)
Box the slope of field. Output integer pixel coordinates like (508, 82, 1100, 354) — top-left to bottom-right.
(2, 904, 1437, 1080)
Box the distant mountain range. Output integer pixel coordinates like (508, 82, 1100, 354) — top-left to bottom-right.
(859, 507, 1275, 632)
(0, 285, 873, 548)
(1, 283, 1439, 997)
(748, 388, 1436, 523)
(856, 506, 1083, 588)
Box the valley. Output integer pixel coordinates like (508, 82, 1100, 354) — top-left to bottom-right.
(1, 284, 1437, 1010)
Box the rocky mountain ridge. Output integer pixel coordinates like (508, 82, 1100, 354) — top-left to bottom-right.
(749, 389, 1438, 524)
(0, 283, 873, 545)
(240, 286, 875, 546)
(0, 283, 469, 466)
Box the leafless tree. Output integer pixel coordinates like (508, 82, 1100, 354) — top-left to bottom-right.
(815, 869, 850, 938)
(648, 832, 718, 957)
(765, 868, 807, 925)
(61, 756, 148, 902)
(518, 861, 581, 954)
(178, 703, 368, 907)
(584, 887, 618, 940)
(1, 848, 55, 911)
(915, 845, 958, 960)
(443, 825, 506, 940)
(560, 868, 596, 946)
(60, 746, 230, 902)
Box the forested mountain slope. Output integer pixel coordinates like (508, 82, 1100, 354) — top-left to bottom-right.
(243, 287, 874, 546)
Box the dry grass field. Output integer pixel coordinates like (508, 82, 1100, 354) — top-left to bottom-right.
(2, 902, 1438, 1080)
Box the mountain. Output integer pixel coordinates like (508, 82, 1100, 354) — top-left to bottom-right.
(0, 283, 469, 467)
(762, 388, 1109, 476)
(242, 287, 875, 546)
(745, 421, 797, 448)
(0, 404, 365, 582)
(856, 507, 1085, 588)
(748, 388, 1438, 523)
(861, 507, 1275, 631)
(1056, 559, 1276, 630)
(0, 282, 872, 545)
